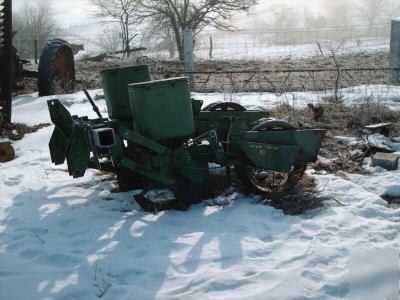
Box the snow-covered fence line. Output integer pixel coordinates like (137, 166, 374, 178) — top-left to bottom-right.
(155, 67, 397, 91)
(139, 25, 391, 62)
(192, 26, 390, 61)
(12, 25, 391, 62)
(151, 67, 400, 112)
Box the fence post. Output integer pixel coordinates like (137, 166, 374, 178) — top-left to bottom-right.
(390, 20, 400, 85)
(209, 36, 213, 60)
(34, 39, 38, 64)
(0, 0, 13, 124)
(183, 28, 194, 88)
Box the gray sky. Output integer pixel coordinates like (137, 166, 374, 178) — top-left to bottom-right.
(14, 0, 92, 28)
(13, 0, 319, 30)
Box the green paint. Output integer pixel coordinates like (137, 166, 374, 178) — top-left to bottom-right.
(46, 66, 326, 194)
(128, 77, 195, 145)
(101, 65, 150, 121)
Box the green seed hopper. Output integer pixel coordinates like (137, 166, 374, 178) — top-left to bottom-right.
(47, 65, 326, 212)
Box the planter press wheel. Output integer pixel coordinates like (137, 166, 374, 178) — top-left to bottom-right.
(235, 120, 307, 194)
(0, 142, 15, 163)
(202, 102, 246, 112)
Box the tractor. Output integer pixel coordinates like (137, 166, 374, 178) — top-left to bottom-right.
(1, 0, 74, 162)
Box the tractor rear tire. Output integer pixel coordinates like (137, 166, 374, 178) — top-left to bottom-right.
(235, 120, 306, 194)
(38, 39, 75, 96)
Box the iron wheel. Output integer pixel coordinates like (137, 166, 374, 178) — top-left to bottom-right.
(202, 101, 246, 112)
(235, 120, 306, 193)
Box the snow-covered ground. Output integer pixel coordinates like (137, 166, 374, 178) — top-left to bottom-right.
(144, 39, 389, 61)
(191, 37, 390, 61)
(1, 88, 399, 299)
(193, 85, 400, 111)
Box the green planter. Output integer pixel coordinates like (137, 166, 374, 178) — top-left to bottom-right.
(101, 65, 150, 121)
(128, 77, 195, 145)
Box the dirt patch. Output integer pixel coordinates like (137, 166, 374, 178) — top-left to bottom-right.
(47, 51, 391, 94)
(381, 194, 400, 207)
(262, 175, 338, 215)
(12, 50, 391, 95)
(0, 123, 51, 141)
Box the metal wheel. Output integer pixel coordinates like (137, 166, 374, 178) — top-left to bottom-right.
(235, 120, 306, 193)
(0, 142, 15, 163)
(202, 102, 246, 112)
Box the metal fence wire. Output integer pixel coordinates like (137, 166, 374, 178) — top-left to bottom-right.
(12, 25, 400, 111)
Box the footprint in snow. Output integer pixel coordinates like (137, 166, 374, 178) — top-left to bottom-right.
(4, 175, 23, 186)
(7, 217, 26, 228)
(243, 270, 257, 277)
(301, 222, 321, 231)
(36, 253, 82, 268)
(302, 270, 325, 296)
(19, 248, 42, 259)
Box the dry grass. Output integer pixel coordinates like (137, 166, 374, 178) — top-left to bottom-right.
(0, 122, 51, 141)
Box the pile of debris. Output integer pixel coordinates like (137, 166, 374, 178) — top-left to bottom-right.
(271, 101, 400, 174)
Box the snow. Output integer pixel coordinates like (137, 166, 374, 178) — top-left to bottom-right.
(1, 88, 400, 299)
(192, 37, 389, 61)
(192, 85, 400, 111)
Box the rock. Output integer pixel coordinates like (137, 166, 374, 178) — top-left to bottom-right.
(371, 152, 399, 170)
(365, 123, 394, 136)
(367, 134, 394, 152)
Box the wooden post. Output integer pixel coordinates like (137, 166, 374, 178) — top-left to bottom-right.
(209, 36, 213, 60)
(34, 39, 38, 64)
(0, 0, 13, 124)
(183, 29, 194, 88)
(316, 41, 324, 56)
(390, 20, 400, 85)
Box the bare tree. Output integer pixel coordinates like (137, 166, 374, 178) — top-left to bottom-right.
(13, 0, 60, 59)
(269, 4, 300, 30)
(303, 9, 330, 30)
(96, 26, 122, 54)
(137, 0, 257, 61)
(143, 24, 177, 58)
(356, 0, 400, 32)
(324, 41, 346, 102)
(329, 0, 354, 28)
(89, 0, 141, 57)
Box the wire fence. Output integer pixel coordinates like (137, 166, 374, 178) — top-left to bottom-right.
(142, 25, 391, 62)
(13, 25, 400, 111)
(13, 25, 391, 62)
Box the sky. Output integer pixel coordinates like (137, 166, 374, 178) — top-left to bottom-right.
(12, 0, 320, 30)
(13, 0, 93, 28)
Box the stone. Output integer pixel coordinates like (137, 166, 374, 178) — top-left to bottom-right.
(372, 152, 399, 170)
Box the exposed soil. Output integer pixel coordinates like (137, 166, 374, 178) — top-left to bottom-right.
(71, 51, 390, 93)
(12, 51, 390, 95)
(264, 175, 336, 215)
(381, 194, 400, 204)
